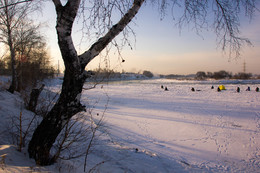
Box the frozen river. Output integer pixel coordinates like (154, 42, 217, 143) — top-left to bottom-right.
(83, 78, 260, 172)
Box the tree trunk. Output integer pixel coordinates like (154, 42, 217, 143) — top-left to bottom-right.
(27, 84, 45, 112)
(7, 28, 17, 93)
(7, 61, 17, 93)
(28, 0, 84, 165)
(28, 0, 144, 165)
(28, 70, 86, 165)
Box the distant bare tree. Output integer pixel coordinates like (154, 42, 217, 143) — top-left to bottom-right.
(14, 20, 54, 90)
(196, 71, 207, 80)
(143, 70, 154, 78)
(0, 0, 39, 93)
(28, 0, 257, 165)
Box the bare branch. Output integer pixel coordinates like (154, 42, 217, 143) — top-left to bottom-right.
(213, 0, 253, 58)
(79, 0, 145, 67)
(0, 0, 33, 9)
(155, 0, 257, 59)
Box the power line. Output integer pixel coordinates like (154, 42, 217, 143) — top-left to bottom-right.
(243, 60, 246, 73)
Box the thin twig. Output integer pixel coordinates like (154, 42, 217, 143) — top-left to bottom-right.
(0, 0, 33, 10)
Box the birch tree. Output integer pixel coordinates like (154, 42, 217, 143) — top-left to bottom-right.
(27, 0, 257, 165)
(0, 0, 38, 93)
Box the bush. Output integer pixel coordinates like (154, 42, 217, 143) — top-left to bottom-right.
(17, 62, 55, 90)
(195, 71, 207, 80)
(212, 70, 232, 79)
(143, 70, 153, 78)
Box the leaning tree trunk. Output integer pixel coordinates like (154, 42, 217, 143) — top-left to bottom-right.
(28, 68, 87, 165)
(28, 0, 144, 165)
(28, 0, 85, 165)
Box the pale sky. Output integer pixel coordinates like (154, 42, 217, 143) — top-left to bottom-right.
(38, 1, 260, 75)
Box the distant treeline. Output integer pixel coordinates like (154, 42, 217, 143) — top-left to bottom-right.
(194, 71, 258, 80)
(160, 74, 195, 79)
(160, 71, 260, 80)
(87, 68, 154, 81)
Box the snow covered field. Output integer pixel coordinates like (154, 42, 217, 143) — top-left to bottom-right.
(83, 79, 260, 172)
(0, 78, 260, 172)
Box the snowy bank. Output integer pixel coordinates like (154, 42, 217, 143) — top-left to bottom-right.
(0, 78, 259, 172)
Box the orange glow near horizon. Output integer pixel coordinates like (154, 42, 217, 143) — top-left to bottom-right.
(39, 1, 260, 75)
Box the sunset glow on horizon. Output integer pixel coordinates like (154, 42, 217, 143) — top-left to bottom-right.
(39, 1, 260, 75)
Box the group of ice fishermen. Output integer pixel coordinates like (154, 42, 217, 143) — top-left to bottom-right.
(161, 85, 259, 92)
(213, 85, 259, 92)
(203, 85, 259, 92)
(234, 86, 259, 93)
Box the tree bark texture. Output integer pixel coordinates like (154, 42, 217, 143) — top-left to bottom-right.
(28, 0, 144, 165)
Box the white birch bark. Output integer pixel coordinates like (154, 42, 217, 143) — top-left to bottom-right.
(79, 0, 145, 67)
(28, 0, 145, 165)
(53, 0, 144, 71)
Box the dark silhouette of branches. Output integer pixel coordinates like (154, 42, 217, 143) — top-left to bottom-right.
(0, 0, 33, 10)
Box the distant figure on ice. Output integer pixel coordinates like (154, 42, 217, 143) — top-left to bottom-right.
(191, 87, 195, 92)
(161, 85, 164, 89)
(217, 87, 221, 92)
(237, 87, 240, 93)
(211, 86, 214, 89)
(164, 86, 168, 91)
(246, 86, 251, 91)
(256, 87, 259, 92)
